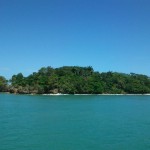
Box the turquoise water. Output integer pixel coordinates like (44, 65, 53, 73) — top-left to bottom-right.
(1, 94, 150, 150)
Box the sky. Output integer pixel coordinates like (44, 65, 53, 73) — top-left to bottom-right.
(0, 0, 150, 79)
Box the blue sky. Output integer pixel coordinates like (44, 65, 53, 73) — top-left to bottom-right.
(0, 0, 150, 79)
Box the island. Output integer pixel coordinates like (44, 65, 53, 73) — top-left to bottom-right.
(0, 66, 150, 94)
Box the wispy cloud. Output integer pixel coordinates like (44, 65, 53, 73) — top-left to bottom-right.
(0, 67, 10, 71)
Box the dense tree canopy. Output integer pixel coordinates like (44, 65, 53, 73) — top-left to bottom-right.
(0, 76, 7, 92)
(0, 66, 150, 94)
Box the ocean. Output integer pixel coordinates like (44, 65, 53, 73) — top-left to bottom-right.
(0, 94, 150, 150)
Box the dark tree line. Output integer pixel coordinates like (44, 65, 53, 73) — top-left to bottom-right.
(0, 66, 150, 94)
(0, 76, 8, 92)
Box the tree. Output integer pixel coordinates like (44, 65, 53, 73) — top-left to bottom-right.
(0, 76, 7, 92)
(7, 66, 150, 94)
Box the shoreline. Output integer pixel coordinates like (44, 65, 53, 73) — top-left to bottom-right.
(43, 93, 150, 96)
(1, 92, 150, 96)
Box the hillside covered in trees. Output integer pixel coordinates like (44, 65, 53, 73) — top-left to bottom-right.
(0, 66, 150, 94)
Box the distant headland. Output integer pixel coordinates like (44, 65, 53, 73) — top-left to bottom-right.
(0, 66, 150, 94)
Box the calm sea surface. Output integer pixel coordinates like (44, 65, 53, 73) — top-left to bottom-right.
(1, 94, 150, 150)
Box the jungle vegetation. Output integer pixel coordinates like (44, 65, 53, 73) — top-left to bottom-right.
(0, 66, 150, 94)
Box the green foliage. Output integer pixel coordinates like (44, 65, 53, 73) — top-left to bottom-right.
(11, 73, 25, 87)
(2, 66, 150, 94)
(0, 76, 7, 92)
